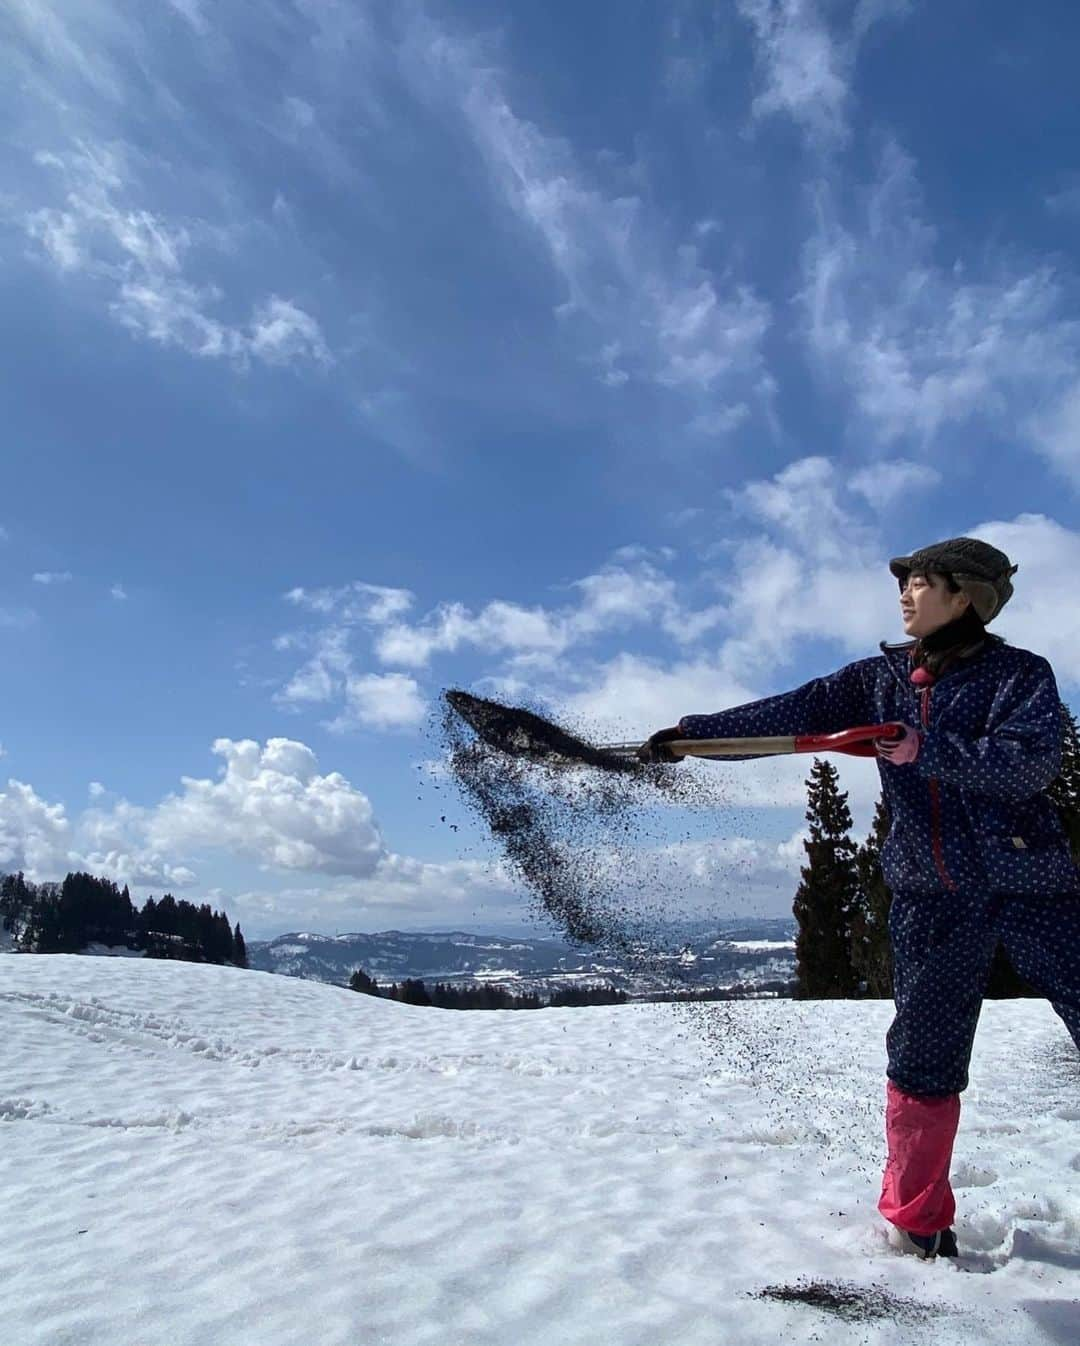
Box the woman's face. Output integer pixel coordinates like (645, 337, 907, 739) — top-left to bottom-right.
(899, 571, 970, 639)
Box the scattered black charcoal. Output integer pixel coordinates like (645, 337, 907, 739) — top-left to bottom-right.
(444, 689, 641, 774)
(441, 688, 733, 958)
(753, 1279, 936, 1323)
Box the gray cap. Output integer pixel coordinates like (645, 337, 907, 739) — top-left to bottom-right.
(889, 536, 1018, 624)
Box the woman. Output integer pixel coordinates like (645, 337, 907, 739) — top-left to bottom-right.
(641, 536, 1080, 1259)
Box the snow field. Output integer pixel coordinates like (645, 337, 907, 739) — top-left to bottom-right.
(1, 956, 1078, 1345)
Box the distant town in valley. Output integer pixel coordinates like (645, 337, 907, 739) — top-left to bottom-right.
(246, 919, 797, 1000)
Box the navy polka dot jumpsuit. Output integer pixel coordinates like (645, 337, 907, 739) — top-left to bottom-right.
(677, 636, 1080, 1236)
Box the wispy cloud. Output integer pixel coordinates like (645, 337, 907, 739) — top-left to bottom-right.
(848, 460, 941, 511)
(737, 0, 850, 144)
(327, 673, 428, 733)
(737, 0, 911, 146)
(19, 143, 331, 368)
(970, 514, 1080, 682)
(1045, 183, 1080, 218)
(413, 22, 771, 429)
(801, 142, 1080, 476)
(279, 559, 702, 697)
(285, 582, 415, 623)
(270, 456, 1080, 831)
(164, 0, 207, 36)
(269, 472, 894, 769)
(32, 570, 72, 585)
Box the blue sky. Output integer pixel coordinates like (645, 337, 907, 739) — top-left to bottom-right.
(4, 0, 1080, 939)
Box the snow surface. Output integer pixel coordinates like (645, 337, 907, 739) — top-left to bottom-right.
(2, 957, 1079, 1345)
(727, 938, 797, 951)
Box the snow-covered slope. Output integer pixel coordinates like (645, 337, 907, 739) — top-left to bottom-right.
(2, 957, 1077, 1345)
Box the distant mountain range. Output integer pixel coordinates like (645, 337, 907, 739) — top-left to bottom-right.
(246, 919, 797, 997)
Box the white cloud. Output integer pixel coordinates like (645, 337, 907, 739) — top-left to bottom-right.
(732, 454, 873, 559)
(968, 514, 1080, 687)
(26, 207, 84, 270)
(275, 562, 698, 733)
(1029, 378, 1080, 482)
(275, 625, 362, 710)
(414, 23, 769, 426)
(248, 296, 331, 367)
(19, 143, 331, 369)
(279, 655, 338, 706)
(284, 582, 414, 623)
(0, 779, 72, 878)
(328, 673, 427, 732)
(738, 0, 911, 145)
(0, 745, 529, 931)
(738, 0, 849, 144)
(273, 465, 894, 750)
(5, 0, 129, 103)
(848, 460, 941, 511)
(375, 600, 568, 668)
(77, 797, 196, 889)
(165, 0, 208, 36)
(802, 142, 1080, 473)
(226, 851, 520, 935)
(271, 460, 1080, 809)
(0, 740, 517, 924)
(81, 848, 198, 890)
(110, 583, 128, 600)
(32, 571, 72, 585)
(13, 740, 388, 890)
(147, 738, 386, 878)
(558, 652, 759, 743)
(368, 563, 688, 671)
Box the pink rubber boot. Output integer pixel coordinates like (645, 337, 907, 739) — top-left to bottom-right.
(878, 1080, 961, 1237)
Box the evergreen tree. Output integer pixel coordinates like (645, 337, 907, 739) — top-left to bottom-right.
(57, 872, 131, 951)
(850, 799, 894, 998)
(28, 891, 63, 953)
(1047, 700, 1080, 864)
(349, 967, 379, 995)
(793, 758, 860, 998)
(140, 896, 159, 942)
(155, 894, 179, 935)
(233, 923, 248, 968)
(395, 978, 431, 1006)
(1, 871, 34, 936)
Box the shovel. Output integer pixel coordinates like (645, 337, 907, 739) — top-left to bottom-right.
(445, 689, 902, 768)
(603, 723, 905, 762)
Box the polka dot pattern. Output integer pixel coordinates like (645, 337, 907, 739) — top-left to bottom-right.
(679, 640, 1080, 900)
(679, 638, 1080, 1096)
(887, 889, 1080, 1094)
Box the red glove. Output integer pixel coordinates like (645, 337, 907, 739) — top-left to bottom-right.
(876, 724, 922, 765)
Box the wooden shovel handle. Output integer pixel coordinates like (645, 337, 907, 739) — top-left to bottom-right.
(667, 722, 905, 759)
